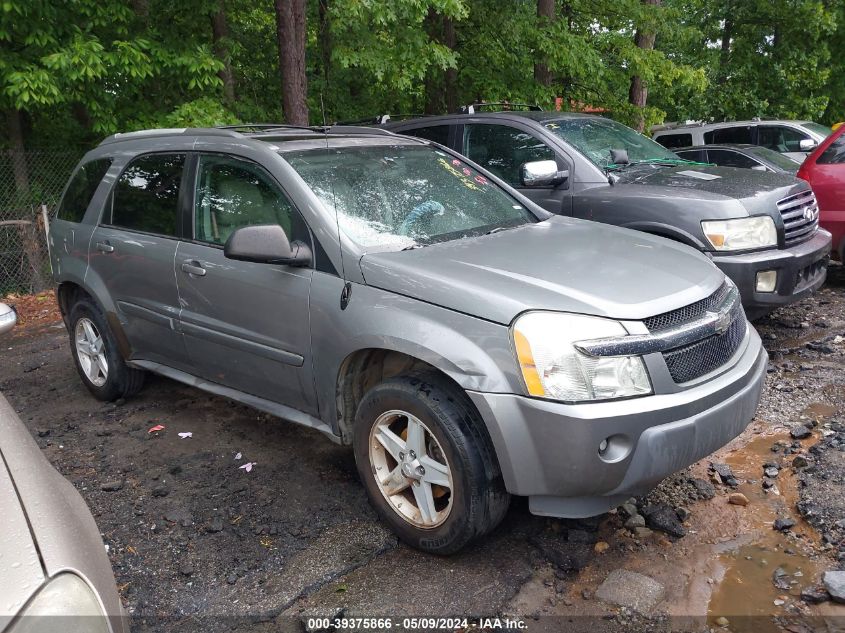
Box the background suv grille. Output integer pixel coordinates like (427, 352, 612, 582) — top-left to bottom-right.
(643, 282, 747, 383)
(778, 190, 819, 246)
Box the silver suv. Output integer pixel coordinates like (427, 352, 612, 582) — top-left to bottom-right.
(50, 125, 767, 553)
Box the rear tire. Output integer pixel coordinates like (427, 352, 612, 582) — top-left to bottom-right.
(68, 298, 145, 401)
(353, 372, 510, 554)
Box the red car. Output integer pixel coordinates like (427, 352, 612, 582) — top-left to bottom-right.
(798, 125, 845, 260)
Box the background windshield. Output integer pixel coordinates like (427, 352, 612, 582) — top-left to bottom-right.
(544, 117, 678, 168)
(747, 146, 800, 170)
(800, 122, 833, 138)
(284, 145, 534, 250)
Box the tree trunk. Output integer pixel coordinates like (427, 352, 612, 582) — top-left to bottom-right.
(533, 0, 555, 87)
(317, 0, 331, 83)
(423, 11, 459, 115)
(211, 0, 236, 104)
(6, 109, 28, 194)
(443, 16, 458, 113)
(274, 0, 309, 125)
(718, 16, 733, 84)
(628, 0, 661, 133)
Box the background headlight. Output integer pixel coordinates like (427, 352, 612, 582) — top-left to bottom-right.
(512, 312, 652, 402)
(701, 216, 777, 251)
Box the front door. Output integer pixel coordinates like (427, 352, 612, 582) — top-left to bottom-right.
(175, 153, 317, 414)
(462, 122, 571, 214)
(88, 152, 190, 368)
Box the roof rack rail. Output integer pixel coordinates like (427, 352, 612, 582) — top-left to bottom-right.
(333, 114, 432, 126)
(458, 103, 542, 114)
(216, 123, 318, 133)
(99, 127, 243, 146)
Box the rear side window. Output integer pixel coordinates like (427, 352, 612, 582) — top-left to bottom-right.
(56, 158, 112, 223)
(817, 136, 845, 164)
(706, 149, 759, 169)
(704, 126, 753, 144)
(655, 133, 692, 149)
(675, 148, 706, 162)
(111, 153, 185, 236)
(403, 125, 450, 146)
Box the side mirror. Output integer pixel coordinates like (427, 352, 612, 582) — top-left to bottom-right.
(224, 224, 311, 267)
(799, 139, 818, 152)
(521, 160, 569, 187)
(0, 303, 17, 336)
(750, 164, 768, 171)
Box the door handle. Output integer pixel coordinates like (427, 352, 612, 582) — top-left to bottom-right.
(95, 241, 114, 253)
(181, 261, 207, 277)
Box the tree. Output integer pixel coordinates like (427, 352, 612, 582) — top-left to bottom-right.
(274, 0, 309, 125)
(628, 0, 662, 132)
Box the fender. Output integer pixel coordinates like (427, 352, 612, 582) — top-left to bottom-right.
(618, 220, 708, 251)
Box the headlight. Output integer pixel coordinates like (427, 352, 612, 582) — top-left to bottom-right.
(10, 573, 111, 633)
(701, 216, 777, 251)
(512, 312, 652, 402)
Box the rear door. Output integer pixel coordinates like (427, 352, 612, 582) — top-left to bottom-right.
(87, 153, 190, 368)
(461, 122, 572, 214)
(808, 133, 845, 256)
(175, 153, 317, 414)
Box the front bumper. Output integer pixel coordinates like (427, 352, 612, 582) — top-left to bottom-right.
(467, 327, 767, 518)
(711, 229, 831, 315)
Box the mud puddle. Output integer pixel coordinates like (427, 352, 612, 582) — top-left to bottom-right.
(707, 409, 836, 631)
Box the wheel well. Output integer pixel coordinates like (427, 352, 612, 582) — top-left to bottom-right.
(56, 282, 93, 325)
(335, 349, 463, 444)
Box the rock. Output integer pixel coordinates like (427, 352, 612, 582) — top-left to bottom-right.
(595, 569, 666, 613)
(715, 616, 729, 627)
(675, 507, 690, 522)
(773, 518, 796, 531)
(206, 516, 225, 533)
(179, 562, 194, 576)
(801, 585, 830, 604)
(625, 514, 646, 529)
(823, 571, 845, 603)
(100, 480, 124, 492)
(36, 428, 50, 437)
(762, 478, 777, 489)
(151, 485, 169, 498)
(764, 467, 780, 479)
(581, 588, 593, 600)
(594, 541, 610, 554)
(792, 455, 810, 468)
(710, 463, 739, 487)
(689, 478, 716, 500)
(226, 573, 237, 585)
(620, 502, 639, 518)
(728, 493, 749, 506)
(791, 426, 813, 440)
(632, 527, 653, 539)
(772, 567, 791, 591)
(642, 503, 686, 537)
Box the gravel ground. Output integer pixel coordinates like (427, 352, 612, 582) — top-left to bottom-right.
(1, 263, 844, 633)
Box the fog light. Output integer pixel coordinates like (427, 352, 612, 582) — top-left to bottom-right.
(756, 270, 777, 293)
(599, 439, 609, 454)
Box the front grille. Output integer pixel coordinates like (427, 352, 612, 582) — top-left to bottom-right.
(663, 300, 747, 383)
(778, 190, 819, 246)
(643, 281, 731, 332)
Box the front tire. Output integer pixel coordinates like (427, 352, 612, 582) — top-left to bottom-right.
(353, 372, 510, 554)
(68, 298, 145, 401)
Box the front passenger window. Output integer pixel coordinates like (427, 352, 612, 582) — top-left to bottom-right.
(464, 124, 556, 186)
(194, 155, 306, 245)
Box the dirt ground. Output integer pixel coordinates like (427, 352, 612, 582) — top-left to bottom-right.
(2, 266, 845, 633)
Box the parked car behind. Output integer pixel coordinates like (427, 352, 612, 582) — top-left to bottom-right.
(384, 108, 831, 319)
(0, 302, 16, 335)
(674, 144, 799, 175)
(653, 119, 832, 162)
(50, 125, 768, 553)
(0, 391, 125, 633)
(798, 124, 845, 261)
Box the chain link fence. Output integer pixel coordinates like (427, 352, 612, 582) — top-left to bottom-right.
(1, 150, 83, 295)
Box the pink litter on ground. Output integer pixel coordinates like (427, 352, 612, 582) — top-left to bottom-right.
(148, 424, 165, 433)
(239, 462, 256, 473)
(178, 432, 192, 439)
(234, 452, 242, 460)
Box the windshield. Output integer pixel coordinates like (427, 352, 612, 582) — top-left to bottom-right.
(543, 117, 680, 168)
(746, 145, 800, 170)
(283, 145, 535, 250)
(800, 122, 833, 139)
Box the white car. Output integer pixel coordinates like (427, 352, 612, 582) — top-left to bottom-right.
(653, 119, 832, 163)
(0, 303, 16, 335)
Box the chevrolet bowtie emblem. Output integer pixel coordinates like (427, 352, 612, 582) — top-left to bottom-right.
(709, 308, 732, 335)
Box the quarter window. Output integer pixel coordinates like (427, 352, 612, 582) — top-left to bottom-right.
(56, 158, 112, 223)
(463, 124, 556, 186)
(816, 136, 845, 165)
(193, 154, 306, 245)
(758, 126, 810, 153)
(111, 154, 185, 236)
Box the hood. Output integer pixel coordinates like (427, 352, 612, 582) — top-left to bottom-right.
(359, 216, 724, 325)
(614, 163, 798, 196)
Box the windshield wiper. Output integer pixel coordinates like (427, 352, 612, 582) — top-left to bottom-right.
(485, 226, 511, 235)
(606, 157, 712, 171)
(401, 243, 425, 251)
